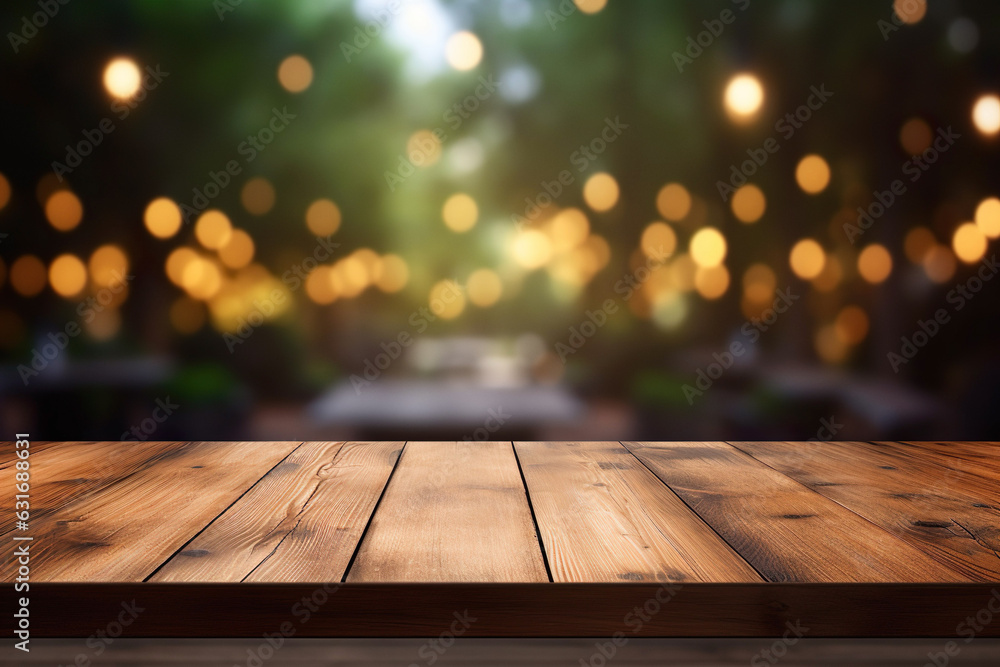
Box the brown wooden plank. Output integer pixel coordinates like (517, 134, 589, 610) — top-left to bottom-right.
(731, 440, 1000, 581)
(886, 441, 1000, 481)
(3, 441, 301, 582)
(346, 441, 548, 582)
(150, 441, 401, 582)
(0, 440, 199, 536)
(624, 441, 968, 583)
(0, 439, 64, 469)
(514, 441, 761, 583)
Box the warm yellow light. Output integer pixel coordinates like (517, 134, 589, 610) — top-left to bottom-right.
(45, 190, 83, 231)
(0, 172, 10, 210)
(857, 244, 893, 283)
(582, 172, 620, 212)
(922, 245, 957, 283)
(513, 229, 553, 269)
(689, 227, 727, 268)
(973, 95, 1000, 136)
(375, 254, 409, 293)
(694, 265, 730, 300)
(144, 197, 182, 239)
(668, 254, 696, 292)
(731, 184, 766, 223)
(573, 0, 608, 13)
(306, 266, 338, 305)
(195, 210, 233, 250)
(219, 229, 255, 269)
(795, 155, 831, 194)
(278, 55, 313, 93)
(899, 117, 932, 155)
(724, 74, 764, 119)
(181, 257, 223, 300)
(904, 227, 937, 264)
(85, 308, 121, 341)
(305, 199, 342, 237)
(975, 197, 1000, 239)
(815, 325, 848, 364)
(655, 183, 691, 222)
(466, 269, 503, 307)
(10, 255, 47, 297)
(240, 178, 275, 216)
(952, 222, 988, 264)
(49, 254, 87, 298)
(170, 296, 206, 334)
(103, 58, 142, 98)
(640, 222, 677, 259)
(835, 305, 870, 345)
(584, 234, 611, 270)
(88, 245, 129, 288)
(893, 0, 927, 24)
(165, 247, 200, 287)
(445, 31, 483, 71)
(811, 254, 842, 292)
(743, 263, 776, 303)
(406, 129, 442, 167)
(442, 193, 478, 232)
(550, 208, 590, 252)
(429, 279, 466, 319)
(789, 239, 826, 280)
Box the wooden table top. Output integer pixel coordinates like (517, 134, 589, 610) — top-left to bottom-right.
(4, 440, 1000, 637)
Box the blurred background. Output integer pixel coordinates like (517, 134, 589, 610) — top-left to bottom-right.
(1, 0, 999, 442)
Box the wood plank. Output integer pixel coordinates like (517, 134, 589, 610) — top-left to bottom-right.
(514, 441, 761, 583)
(10, 582, 1000, 638)
(150, 441, 401, 582)
(346, 441, 548, 582)
(730, 440, 1000, 581)
(0, 440, 198, 536)
(2, 441, 301, 582)
(624, 441, 967, 583)
(0, 439, 64, 469)
(886, 441, 1000, 481)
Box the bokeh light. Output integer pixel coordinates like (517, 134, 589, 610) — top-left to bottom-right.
(49, 254, 88, 298)
(219, 229, 256, 269)
(277, 55, 313, 92)
(305, 199, 342, 237)
(640, 222, 677, 259)
(835, 305, 870, 345)
(724, 73, 764, 120)
(513, 229, 553, 269)
(10, 255, 47, 297)
(144, 197, 182, 239)
(857, 243, 893, 284)
(375, 254, 409, 293)
(922, 245, 957, 283)
(442, 193, 478, 232)
(181, 256, 223, 300)
(194, 210, 233, 250)
(466, 269, 503, 307)
(582, 172, 619, 212)
(445, 31, 483, 71)
(88, 245, 129, 288)
(952, 222, 988, 264)
(573, 0, 608, 13)
(731, 184, 766, 223)
(689, 227, 726, 267)
(550, 208, 590, 252)
(0, 172, 10, 210)
(972, 94, 1000, 136)
(974, 197, 1000, 238)
(694, 265, 730, 300)
(103, 57, 142, 98)
(743, 264, 776, 303)
(429, 279, 466, 319)
(794, 155, 830, 194)
(654, 183, 690, 222)
(899, 118, 932, 155)
(241, 177, 276, 216)
(789, 239, 825, 279)
(904, 227, 937, 264)
(893, 0, 927, 24)
(45, 190, 83, 231)
(815, 325, 848, 363)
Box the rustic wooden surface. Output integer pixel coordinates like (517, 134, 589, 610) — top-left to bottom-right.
(3, 440, 1000, 638)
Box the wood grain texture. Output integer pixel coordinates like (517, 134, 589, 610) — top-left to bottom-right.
(346, 441, 548, 582)
(0, 440, 194, 537)
(515, 441, 761, 583)
(624, 441, 968, 583)
(150, 441, 401, 582)
(2, 441, 301, 582)
(731, 440, 1000, 581)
